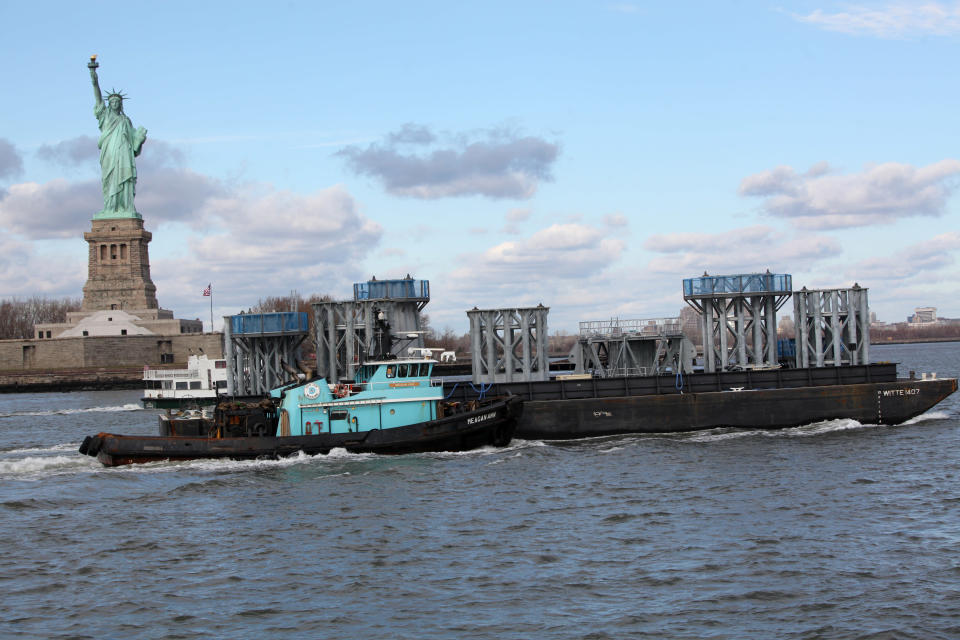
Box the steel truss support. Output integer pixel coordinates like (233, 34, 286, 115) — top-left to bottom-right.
(793, 285, 870, 368)
(313, 300, 424, 382)
(467, 306, 549, 384)
(683, 272, 792, 373)
(571, 318, 695, 377)
(223, 316, 308, 396)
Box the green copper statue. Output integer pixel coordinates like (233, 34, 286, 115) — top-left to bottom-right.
(88, 55, 147, 219)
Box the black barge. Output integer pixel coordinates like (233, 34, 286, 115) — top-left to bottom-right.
(443, 363, 957, 439)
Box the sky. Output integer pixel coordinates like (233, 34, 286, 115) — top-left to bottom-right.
(1, 1, 959, 334)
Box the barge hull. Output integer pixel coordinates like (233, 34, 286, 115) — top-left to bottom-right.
(518, 378, 956, 439)
(441, 363, 956, 439)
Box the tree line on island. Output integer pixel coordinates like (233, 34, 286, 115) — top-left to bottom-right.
(0, 297, 82, 340)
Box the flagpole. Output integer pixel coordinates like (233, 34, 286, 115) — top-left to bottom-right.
(209, 284, 214, 332)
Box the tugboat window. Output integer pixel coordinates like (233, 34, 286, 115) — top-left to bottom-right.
(331, 410, 348, 421)
(398, 364, 408, 377)
(386, 366, 395, 378)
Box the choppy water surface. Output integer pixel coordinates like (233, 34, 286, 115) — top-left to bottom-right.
(2, 343, 959, 639)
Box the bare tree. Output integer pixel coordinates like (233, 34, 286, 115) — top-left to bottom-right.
(0, 296, 82, 339)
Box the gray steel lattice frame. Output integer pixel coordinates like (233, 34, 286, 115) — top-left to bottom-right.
(793, 286, 870, 368)
(223, 316, 309, 396)
(468, 306, 549, 384)
(313, 300, 425, 382)
(684, 280, 791, 373)
(571, 317, 694, 377)
(571, 334, 696, 377)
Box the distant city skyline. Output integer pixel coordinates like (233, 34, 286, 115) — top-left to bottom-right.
(2, 1, 959, 333)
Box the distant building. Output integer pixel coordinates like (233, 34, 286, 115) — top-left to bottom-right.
(908, 307, 937, 325)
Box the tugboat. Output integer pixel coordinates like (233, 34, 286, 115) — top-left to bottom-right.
(80, 320, 522, 467)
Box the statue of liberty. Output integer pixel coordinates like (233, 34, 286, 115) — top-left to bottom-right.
(88, 56, 147, 219)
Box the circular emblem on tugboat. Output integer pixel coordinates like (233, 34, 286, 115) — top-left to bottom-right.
(304, 383, 320, 399)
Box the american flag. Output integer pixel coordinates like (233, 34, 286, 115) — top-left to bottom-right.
(202, 284, 211, 297)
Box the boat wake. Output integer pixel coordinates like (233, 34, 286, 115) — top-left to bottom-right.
(0, 454, 96, 477)
(426, 438, 546, 460)
(685, 418, 880, 442)
(0, 404, 142, 419)
(903, 410, 950, 425)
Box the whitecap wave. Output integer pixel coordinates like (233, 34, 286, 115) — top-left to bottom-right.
(426, 438, 544, 459)
(0, 404, 142, 418)
(0, 455, 93, 475)
(903, 410, 951, 425)
(105, 448, 377, 475)
(685, 419, 869, 442)
(2, 443, 79, 455)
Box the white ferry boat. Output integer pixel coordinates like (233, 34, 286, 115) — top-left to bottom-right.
(141, 355, 228, 409)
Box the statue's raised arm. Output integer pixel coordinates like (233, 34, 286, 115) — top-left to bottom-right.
(89, 55, 103, 109)
(87, 56, 147, 220)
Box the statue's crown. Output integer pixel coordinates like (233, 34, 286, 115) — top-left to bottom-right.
(106, 88, 128, 101)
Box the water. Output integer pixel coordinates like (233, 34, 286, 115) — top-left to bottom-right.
(2, 343, 958, 639)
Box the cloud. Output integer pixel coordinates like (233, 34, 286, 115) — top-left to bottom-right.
(337, 124, 559, 199)
(643, 225, 841, 275)
(130, 183, 383, 318)
(847, 231, 960, 281)
(603, 213, 629, 228)
(387, 123, 436, 146)
(0, 138, 24, 181)
(36, 136, 99, 169)
(501, 207, 532, 234)
(739, 160, 960, 230)
(179, 184, 380, 281)
(0, 234, 85, 298)
(609, 3, 641, 14)
(137, 168, 225, 225)
(0, 179, 101, 239)
(793, 2, 960, 38)
(435, 222, 625, 325)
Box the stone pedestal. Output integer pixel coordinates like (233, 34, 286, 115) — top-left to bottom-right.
(81, 217, 159, 311)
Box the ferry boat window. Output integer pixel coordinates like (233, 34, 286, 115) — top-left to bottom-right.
(215, 380, 227, 389)
(162, 381, 172, 390)
(176, 382, 188, 390)
(386, 366, 395, 379)
(398, 364, 408, 377)
(215, 360, 226, 368)
(189, 381, 202, 390)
